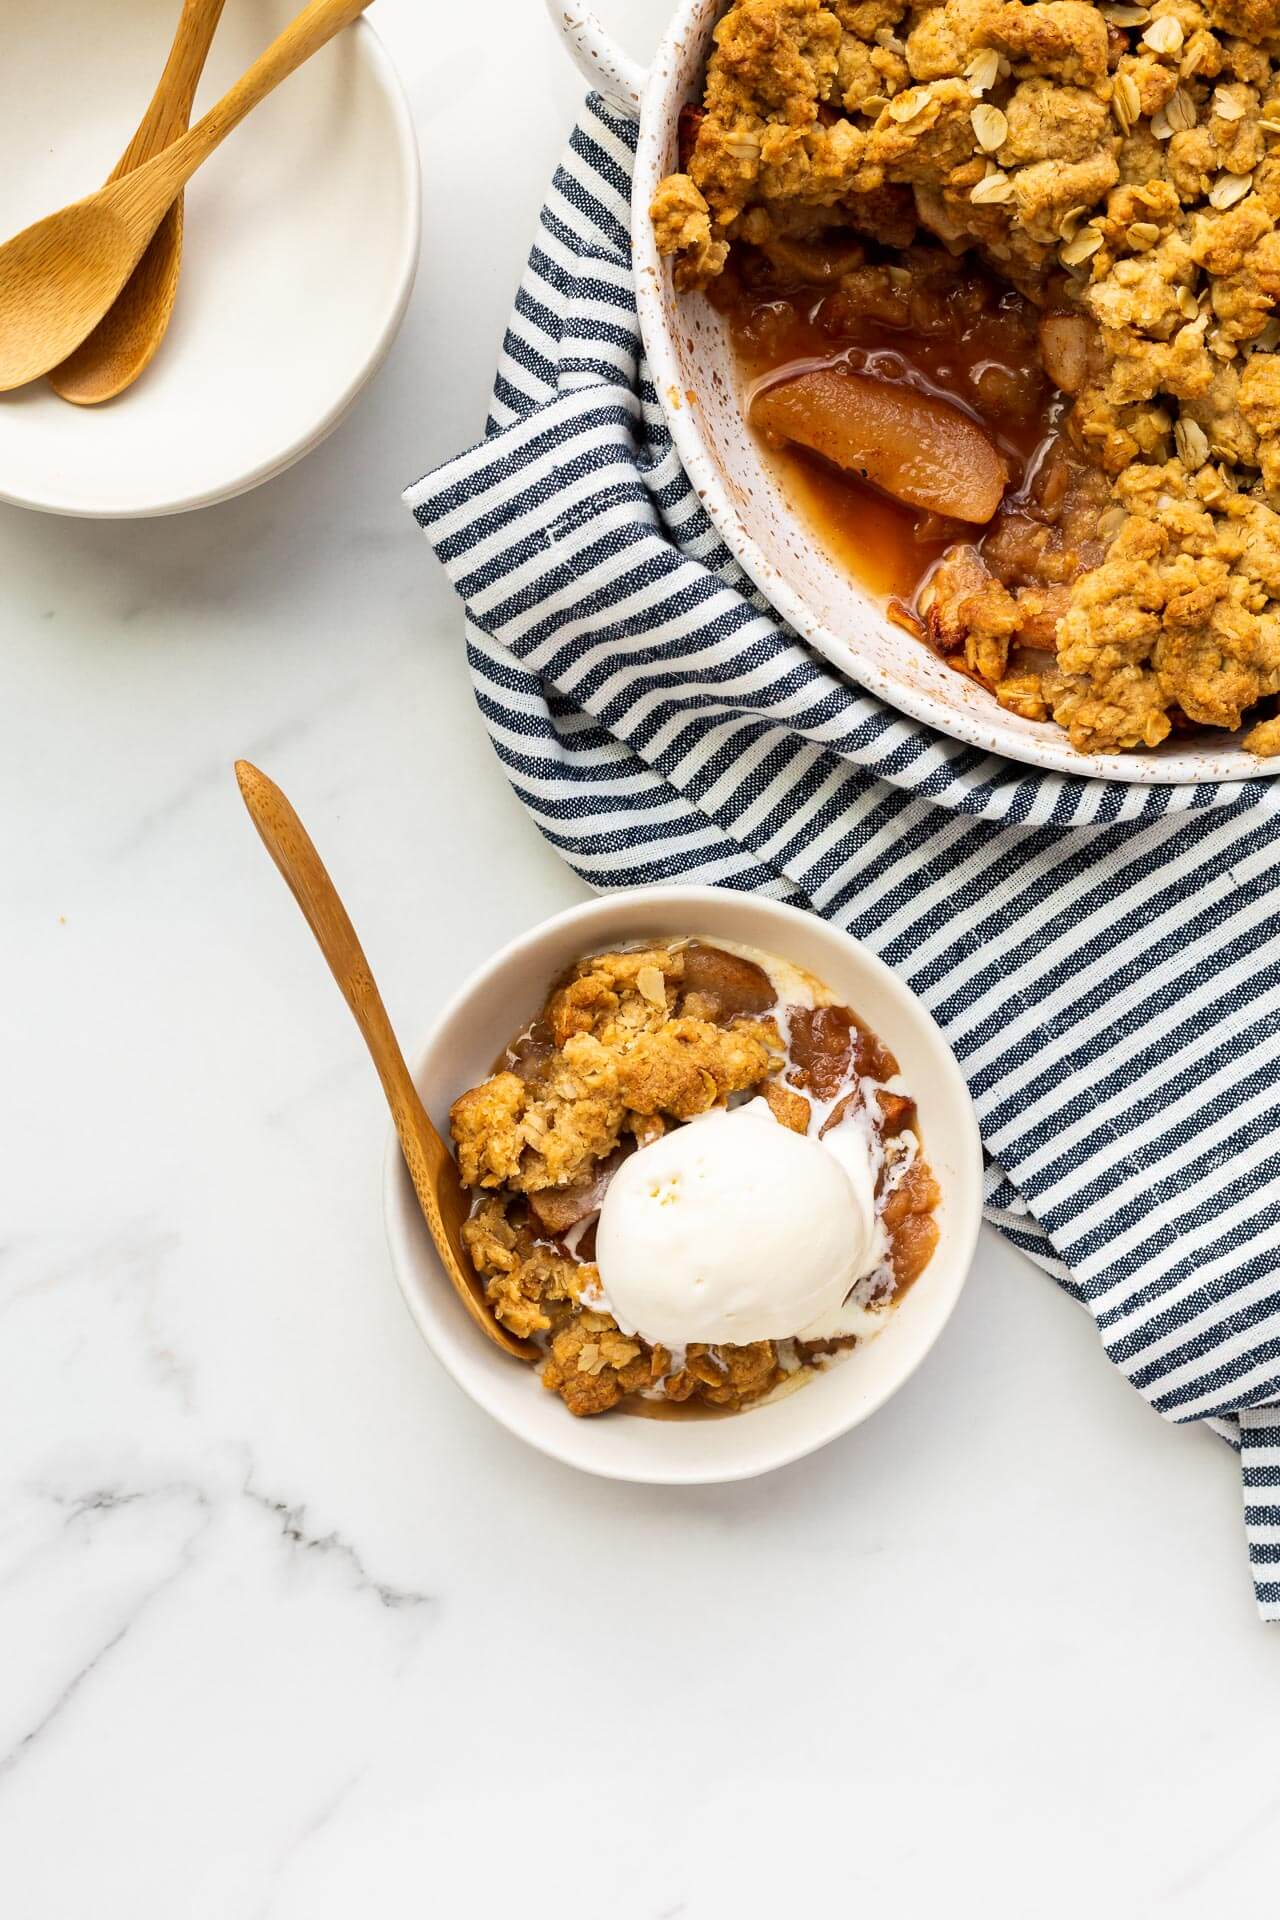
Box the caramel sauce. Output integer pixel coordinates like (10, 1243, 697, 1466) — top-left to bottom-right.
(708, 248, 1064, 608)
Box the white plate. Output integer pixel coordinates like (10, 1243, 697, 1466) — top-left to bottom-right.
(0, 0, 420, 518)
(550, 0, 1280, 785)
(383, 888, 982, 1484)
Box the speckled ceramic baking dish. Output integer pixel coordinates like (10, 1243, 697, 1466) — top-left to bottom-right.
(546, 0, 1280, 784)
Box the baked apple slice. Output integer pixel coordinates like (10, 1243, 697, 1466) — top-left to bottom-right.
(750, 365, 1007, 524)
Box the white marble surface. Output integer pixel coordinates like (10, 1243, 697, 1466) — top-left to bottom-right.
(2, 3, 1278, 1912)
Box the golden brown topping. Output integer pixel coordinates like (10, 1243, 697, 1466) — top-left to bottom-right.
(452, 938, 937, 1415)
(541, 1317, 660, 1415)
(971, 102, 1010, 147)
(1141, 14, 1184, 55)
(462, 1196, 587, 1340)
(546, 947, 681, 1047)
(450, 1073, 529, 1189)
(616, 1015, 781, 1117)
(649, 174, 730, 290)
(965, 48, 1000, 92)
(451, 948, 786, 1198)
(1243, 712, 1280, 754)
(971, 168, 1016, 202)
(665, 1341, 783, 1407)
(651, 0, 1280, 753)
(762, 1080, 814, 1131)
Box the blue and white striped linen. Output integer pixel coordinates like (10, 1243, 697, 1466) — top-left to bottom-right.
(407, 95, 1280, 1618)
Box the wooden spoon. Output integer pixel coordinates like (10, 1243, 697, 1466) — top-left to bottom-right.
(0, 0, 373, 393)
(48, 0, 227, 406)
(234, 761, 537, 1365)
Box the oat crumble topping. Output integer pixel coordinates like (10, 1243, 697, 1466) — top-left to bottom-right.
(652, 0, 1280, 756)
(450, 942, 939, 1417)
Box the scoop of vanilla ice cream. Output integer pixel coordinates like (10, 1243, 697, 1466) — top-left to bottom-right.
(594, 1099, 879, 1349)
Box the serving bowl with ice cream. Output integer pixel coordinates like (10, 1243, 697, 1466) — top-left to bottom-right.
(384, 887, 982, 1484)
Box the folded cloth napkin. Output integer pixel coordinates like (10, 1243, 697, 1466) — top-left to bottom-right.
(407, 94, 1280, 1619)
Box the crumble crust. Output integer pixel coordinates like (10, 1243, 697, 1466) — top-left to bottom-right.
(653, 0, 1280, 756)
(450, 943, 940, 1417)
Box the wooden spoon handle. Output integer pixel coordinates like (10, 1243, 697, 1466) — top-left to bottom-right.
(117, 0, 372, 216)
(233, 760, 455, 1188)
(235, 762, 536, 1364)
(112, 0, 228, 177)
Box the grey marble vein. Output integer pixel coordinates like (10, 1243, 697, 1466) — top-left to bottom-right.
(240, 1481, 435, 1613)
(0, 1482, 212, 1788)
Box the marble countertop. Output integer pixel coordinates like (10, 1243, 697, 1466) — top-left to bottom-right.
(2, 2, 1277, 1912)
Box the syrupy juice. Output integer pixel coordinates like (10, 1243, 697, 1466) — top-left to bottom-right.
(706, 243, 1064, 609)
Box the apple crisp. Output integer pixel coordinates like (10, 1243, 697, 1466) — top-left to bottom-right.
(652, 0, 1280, 757)
(451, 940, 940, 1417)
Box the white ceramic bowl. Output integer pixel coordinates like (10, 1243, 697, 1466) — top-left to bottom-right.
(383, 887, 983, 1483)
(547, 0, 1280, 785)
(0, 0, 419, 518)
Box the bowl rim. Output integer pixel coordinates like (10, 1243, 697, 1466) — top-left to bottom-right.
(625, 0, 1280, 787)
(0, 14, 421, 521)
(381, 884, 984, 1485)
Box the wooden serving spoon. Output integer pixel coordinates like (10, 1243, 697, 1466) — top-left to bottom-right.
(49, 0, 227, 406)
(234, 762, 536, 1365)
(0, 0, 373, 393)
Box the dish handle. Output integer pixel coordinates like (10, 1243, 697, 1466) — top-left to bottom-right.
(543, 0, 648, 118)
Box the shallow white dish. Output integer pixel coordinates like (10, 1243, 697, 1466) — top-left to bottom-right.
(0, 0, 419, 518)
(383, 887, 983, 1484)
(548, 0, 1280, 785)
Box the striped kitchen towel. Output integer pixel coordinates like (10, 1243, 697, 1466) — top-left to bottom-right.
(406, 93, 1280, 1619)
